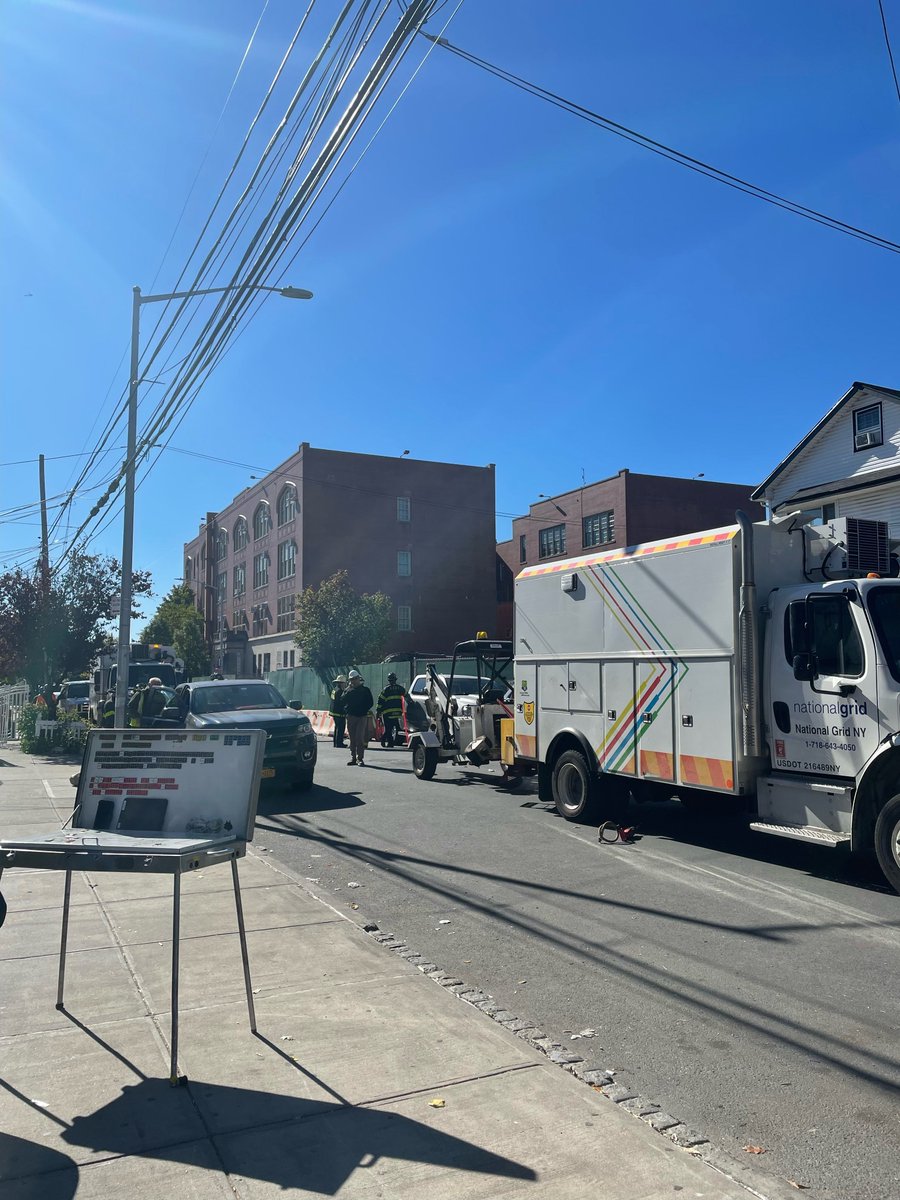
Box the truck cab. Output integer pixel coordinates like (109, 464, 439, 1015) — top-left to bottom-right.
(762, 577, 900, 887)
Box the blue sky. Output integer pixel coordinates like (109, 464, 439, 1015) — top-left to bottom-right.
(2, 0, 898, 612)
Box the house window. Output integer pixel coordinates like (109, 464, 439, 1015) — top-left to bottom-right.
(200, 545, 206, 571)
(262, 653, 271, 675)
(582, 510, 615, 548)
(853, 403, 883, 450)
(277, 540, 296, 581)
(233, 563, 246, 597)
(232, 609, 247, 631)
(277, 485, 297, 526)
(216, 529, 228, 560)
(539, 523, 566, 559)
(253, 552, 269, 589)
(216, 571, 227, 604)
(397, 605, 412, 631)
(253, 502, 271, 540)
(397, 496, 411, 522)
(252, 605, 270, 637)
(519, 534, 526, 564)
(184, 556, 192, 582)
(233, 517, 248, 551)
(277, 594, 295, 632)
(397, 550, 411, 577)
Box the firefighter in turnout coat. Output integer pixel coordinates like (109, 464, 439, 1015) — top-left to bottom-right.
(376, 672, 407, 748)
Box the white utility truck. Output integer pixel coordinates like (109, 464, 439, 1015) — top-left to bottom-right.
(89, 643, 184, 723)
(513, 512, 900, 893)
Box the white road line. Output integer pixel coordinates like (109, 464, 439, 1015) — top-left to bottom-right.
(41, 779, 55, 799)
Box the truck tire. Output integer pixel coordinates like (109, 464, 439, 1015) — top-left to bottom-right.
(874, 794, 900, 894)
(413, 744, 438, 780)
(552, 750, 600, 822)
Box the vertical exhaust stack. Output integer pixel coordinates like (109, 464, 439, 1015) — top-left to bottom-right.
(736, 511, 764, 758)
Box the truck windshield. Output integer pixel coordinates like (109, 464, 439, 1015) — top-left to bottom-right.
(107, 663, 177, 689)
(867, 586, 900, 683)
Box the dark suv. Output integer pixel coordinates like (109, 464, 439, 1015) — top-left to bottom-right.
(162, 679, 317, 790)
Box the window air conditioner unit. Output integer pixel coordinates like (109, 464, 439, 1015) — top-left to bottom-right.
(855, 430, 879, 449)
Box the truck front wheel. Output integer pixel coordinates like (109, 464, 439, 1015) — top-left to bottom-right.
(552, 750, 600, 822)
(874, 794, 900, 895)
(413, 744, 438, 780)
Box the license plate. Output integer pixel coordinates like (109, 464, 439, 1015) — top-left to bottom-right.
(261, 768, 276, 779)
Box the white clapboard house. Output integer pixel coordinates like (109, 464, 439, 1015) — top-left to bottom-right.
(753, 382, 900, 536)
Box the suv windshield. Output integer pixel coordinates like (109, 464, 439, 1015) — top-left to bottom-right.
(867, 586, 900, 682)
(192, 683, 287, 714)
(65, 682, 89, 698)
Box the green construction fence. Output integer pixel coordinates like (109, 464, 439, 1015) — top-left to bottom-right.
(268, 657, 512, 711)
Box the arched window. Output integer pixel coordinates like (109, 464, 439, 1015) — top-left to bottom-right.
(184, 556, 192, 582)
(234, 516, 248, 551)
(253, 502, 271, 540)
(216, 528, 228, 560)
(277, 484, 297, 526)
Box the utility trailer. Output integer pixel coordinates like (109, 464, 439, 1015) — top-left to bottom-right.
(513, 512, 900, 893)
(407, 638, 524, 786)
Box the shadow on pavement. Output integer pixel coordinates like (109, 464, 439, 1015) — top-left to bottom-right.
(258, 784, 365, 817)
(0, 1131, 79, 1197)
(62, 1079, 538, 1195)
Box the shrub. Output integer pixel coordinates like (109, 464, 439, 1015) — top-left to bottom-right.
(18, 704, 88, 755)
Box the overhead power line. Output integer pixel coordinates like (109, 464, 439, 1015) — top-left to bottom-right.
(423, 34, 900, 257)
(878, 0, 900, 109)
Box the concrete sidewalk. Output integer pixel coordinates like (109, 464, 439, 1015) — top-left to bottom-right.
(0, 743, 788, 1200)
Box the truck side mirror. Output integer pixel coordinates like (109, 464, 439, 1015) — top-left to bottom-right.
(288, 700, 303, 711)
(792, 653, 816, 682)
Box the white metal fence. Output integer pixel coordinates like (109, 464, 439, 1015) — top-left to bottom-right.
(0, 682, 29, 744)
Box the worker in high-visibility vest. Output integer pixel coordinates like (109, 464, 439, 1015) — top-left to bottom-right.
(376, 672, 407, 748)
(127, 677, 168, 727)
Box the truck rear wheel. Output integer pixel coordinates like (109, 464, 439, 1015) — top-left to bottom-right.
(552, 750, 600, 822)
(413, 744, 438, 780)
(874, 794, 900, 895)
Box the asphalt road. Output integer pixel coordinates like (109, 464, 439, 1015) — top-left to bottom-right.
(255, 742, 900, 1200)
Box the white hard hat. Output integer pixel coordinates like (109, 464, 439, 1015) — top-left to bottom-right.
(348, 669, 361, 679)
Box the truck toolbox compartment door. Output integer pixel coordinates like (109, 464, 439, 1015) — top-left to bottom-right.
(601, 662, 636, 775)
(636, 659, 676, 782)
(514, 664, 538, 758)
(568, 662, 601, 713)
(676, 659, 736, 792)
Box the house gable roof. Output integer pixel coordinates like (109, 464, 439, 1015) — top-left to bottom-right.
(751, 382, 900, 502)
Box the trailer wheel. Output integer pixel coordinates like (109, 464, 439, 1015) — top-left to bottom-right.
(552, 750, 600, 821)
(874, 794, 900, 895)
(413, 744, 438, 780)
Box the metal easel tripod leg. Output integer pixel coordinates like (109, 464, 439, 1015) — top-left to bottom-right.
(169, 873, 183, 1085)
(231, 856, 256, 1032)
(56, 868, 72, 1010)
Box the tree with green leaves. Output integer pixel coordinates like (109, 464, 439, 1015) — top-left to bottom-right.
(294, 570, 393, 672)
(139, 584, 209, 678)
(0, 547, 152, 693)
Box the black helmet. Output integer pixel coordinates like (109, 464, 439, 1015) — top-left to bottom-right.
(387, 672, 397, 683)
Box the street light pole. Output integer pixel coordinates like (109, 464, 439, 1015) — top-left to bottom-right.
(113, 281, 313, 727)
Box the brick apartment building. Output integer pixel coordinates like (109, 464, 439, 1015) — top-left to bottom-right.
(183, 445, 498, 675)
(495, 470, 764, 636)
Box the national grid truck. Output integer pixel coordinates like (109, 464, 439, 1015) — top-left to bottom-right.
(512, 511, 900, 894)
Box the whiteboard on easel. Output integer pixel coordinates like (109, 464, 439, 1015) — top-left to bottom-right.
(73, 728, 266, 843)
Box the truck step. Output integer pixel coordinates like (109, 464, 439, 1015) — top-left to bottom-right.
(749, 821, 850, 847)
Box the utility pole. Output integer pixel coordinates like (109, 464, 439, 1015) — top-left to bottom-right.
(38, 454, 50, 596)
(38, 453, 51, 687)
(114, 287, 141, 728)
